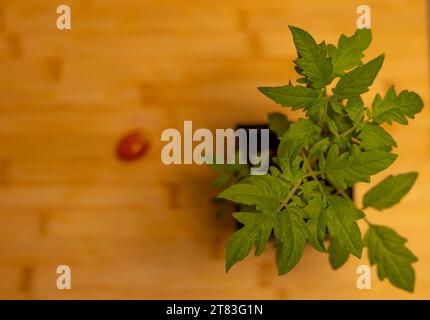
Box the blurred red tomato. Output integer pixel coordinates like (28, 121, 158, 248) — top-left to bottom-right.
(116, 130, 150, 161)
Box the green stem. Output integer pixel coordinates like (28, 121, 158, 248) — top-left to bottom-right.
(318, 98, 329, 128)
(326, 174, 373, 226)
(339, 123, 359, 138)
(301, 151, 327, 200)
(326, 177, 354, 203)
(277, 178, 302, 212)
(351, 137, 361, 145)
(303, 171, 321, 178)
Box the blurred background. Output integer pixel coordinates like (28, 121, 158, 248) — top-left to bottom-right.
(0, 0, 429, 299)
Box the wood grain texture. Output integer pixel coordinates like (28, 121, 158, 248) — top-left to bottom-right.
(0, 0, 429, 299)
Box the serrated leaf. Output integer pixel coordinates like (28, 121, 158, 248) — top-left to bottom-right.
(304, 198, 327, 252)
(258, 84, 320, 110)
(309, 137, 330, 158)
(326, 196, 364, 257)
(278, 119, 321, 154)
(275, 206, 308, 274)
(320, 145, 397, 189)
(328, 97, 345, 114)
(278, 119, 320, 179)
(218, 174, 290, 211)
(296, 77, 308, 84)
(299, 180, 322, 203)
(333, 112, 355, 133)
(268, 112, 290, 138)
(346, 96, 365, 125)
(372, 85, 424, 125)
(278, 157, 302, 182)
(289, 26, 333, 89)
(363, 172, 418, 210)
(226, 212, 274, 271)
(364, 225, 417, 292)
(333, 54, 384, 98)
(270, 166, 281, 177)
(326, 117, 339, 136)
(335, 136, 352, 150)
(291, 196, 305, 208)
(330, 29, 372, 77)
(306, 98, 326, 123)
(358, 123, 396, 152)
(328, 239, 350, 269)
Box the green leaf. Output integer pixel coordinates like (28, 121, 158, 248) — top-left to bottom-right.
(278, 119, 321, 154)
(218, 174, 290, 211)
(278, 119, 320, 179)
(289, 26, 333, 89)
(328, 96, 345, 114)
(371, 85, 424, 125)
(334, 136, 352, 151)
(333, 54, 384, 98)
(326, 117, 339, 136)
(306, 98, 326, 123)
(275, 206, 308, 274)
(346, 96, 365, 125)
(299, 180, 322, 203)
(363, 172, 418, 210)
(304, 198, 327, 252)
(268, 112, 290, 138)
(358, 123, 397, 152)
(364, 225, 417, 292)
(308, 137, 330, 158)
(326, 196, 364, 257)
(226, 212, 274, 272)
(320, 145, 397, 189)
(270, 166, 281, 177)
(258, 84, 320, 110)
(328, 239, 350, 269)
(329, 29, 372, 77)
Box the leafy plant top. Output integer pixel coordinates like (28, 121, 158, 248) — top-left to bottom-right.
(216, 26, 423, 292)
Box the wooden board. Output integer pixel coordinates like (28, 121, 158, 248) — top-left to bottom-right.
(0, 0, 429, 299)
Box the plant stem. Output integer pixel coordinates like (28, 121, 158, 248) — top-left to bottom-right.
(303, 171, 321, 179)
(325, 177, 352, 201)
(277, 178, 302, 212)
(318, 98, 329, 128)
(351, 137, 361, 144)
(339, 123, 359, 138)
(301, 151, 327, 200)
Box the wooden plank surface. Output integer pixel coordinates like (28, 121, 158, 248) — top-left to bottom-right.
(0, 0, 429, 299)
